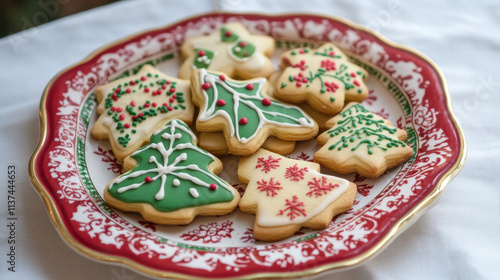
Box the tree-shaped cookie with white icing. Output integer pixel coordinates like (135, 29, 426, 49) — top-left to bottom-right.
(238, 149, 357, 241)
(191, 69, 318, 156)
(314, 102, 414, 178)
(104, 120, 240, 225)
(91, 65, 194, 162)
(178, 22, 275, 80)
(274, 43, 369, 115)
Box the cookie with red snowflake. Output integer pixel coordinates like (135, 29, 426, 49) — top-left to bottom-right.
(238, 149, 357, 241)
(178, 22, 275, 80)
(191, 69, 318, 156)
(91, 65, 194, 162)
(274, 43, 369, 115)
(104, 120, 240, 225)
(314, 102, 414, 177)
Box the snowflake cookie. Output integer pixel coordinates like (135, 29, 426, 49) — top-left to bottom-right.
(238, 149, 357, 241)
(178, 22, 275, 80)
(314, 102, 414, 178)
(191, 69, 318, 156)
(274, 43, 369, 115)
(103, 120, 240, 225)
(91, 65, 194, 162)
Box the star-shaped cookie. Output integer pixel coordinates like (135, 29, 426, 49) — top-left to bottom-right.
(238, 149, 357, 241)
(178, 22, 275, 80)
(91, 65, 194, 162)
(314, 102, 414, 178)
(274, 43, 369, 114)
(191, 69, 318, 156)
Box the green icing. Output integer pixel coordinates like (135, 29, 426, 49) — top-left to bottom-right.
(326, 103, 407, 154)
(107, 120, 234, 212)
(220, 27, 239, 42)
(230, 40, 256, 59)
(193, 48, 215, 69)
(199, 70, 314, 143)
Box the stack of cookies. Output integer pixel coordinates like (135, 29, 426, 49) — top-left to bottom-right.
(92, 22, 413, 241)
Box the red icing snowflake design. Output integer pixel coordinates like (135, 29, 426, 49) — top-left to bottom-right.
(93, 146, 124, 174)
(180, 221, 234, 244)
(257, 178, 282, 197)
(277, 195, 307, 221)
(284, 164, 308, 181)
(306, 177, 339, 198)
(255, 156, 281, 173)
(138, 220, 157, 232)
(240, 228, 255, 243)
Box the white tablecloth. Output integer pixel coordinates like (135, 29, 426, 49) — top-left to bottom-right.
(1, 0, 498, 279)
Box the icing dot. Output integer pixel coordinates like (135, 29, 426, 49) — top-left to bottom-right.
(239, 117, 248, 125)
(245, 83, 254, 90)
(189, 188, 199, 198)
(144, 176, 153, 183)
(219, 74, 226, 81)
(225, 30, 232, 37)
(234, 47, 241, 52)
(351, 72, 356, 77)
(201, 82, 211, 90)
(209, 183, 218, 191)
(198, 50, 206, 56)
(216, 99, 226, 106)
(173, 179, 180, 186)
(262, 98, 271, 106)
(239, 41, 246, 47)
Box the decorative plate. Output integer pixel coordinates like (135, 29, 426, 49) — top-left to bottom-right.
(29, 13, 466, 279)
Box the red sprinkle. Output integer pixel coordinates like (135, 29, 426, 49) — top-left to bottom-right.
(216, 99, 226, 106)
(219, 74, 226, 81)
(162, 102, 168, 107)
(198, 50, 206, 56)
(353, 80, 360, 86)
(116, 107, 123, 113)
(119, 114, 125, 120)
(169, 88, 176, 93)
(209, 183, 218, 190)
(169, 97, 175, 103)
(126, 88, 131, 93)
(144, 87, 150, 93)
(144, 102, 150, 108)
(351, 72, 356, 77)
(329, 51, 335, 56)
(166, 81, 171, 85)
(152, 102, 157, 107)
(239, 117, 248, 125)
(245, 83, 254, 90)
(130, 80, 136, 85)
(114, 87, 121, 93)
(110, 106, 116, 112)
(244, 51, 248, 56)
(144, 176, 153, 183)
(239, 41, 246, 47)
(225, 30, 232, 37)
(262, 98, 271, 106)
(299, 49, 305, 54)
(296, 81, 302, 87)
(140, 76, 147, 81)
(201, 82, 211, 90)
(162, 84, 167, 89)
(123, 123, 130, 128)
(137, 112, 144, 118)
(130, 101, 136, 107)
(167, 106, 173, 111)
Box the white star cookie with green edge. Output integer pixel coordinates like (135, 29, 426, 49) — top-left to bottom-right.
(91, 65, 194, 163)
(238, 149, 357, 241)
(178, 22, 275, 80)
(191, 69, 318, 157)
(314, 102, 414, 178)
(274, 43, 369, 115)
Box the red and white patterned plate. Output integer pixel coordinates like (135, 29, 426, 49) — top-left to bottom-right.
(29, 13, 466, 279)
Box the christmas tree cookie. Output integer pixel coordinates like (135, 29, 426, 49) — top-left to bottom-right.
(274, 43, 369, 115)
(198, 132, 295, 156)
(178, 22, 275, 80)
(238, 149, 357, 241)
(314, 102, 414, 178)
(104, 120, 240, 225)
(191, 69, 318, 156)
(91, 65, 194, 162)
